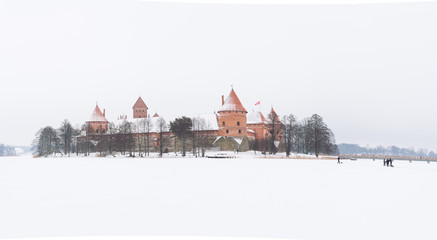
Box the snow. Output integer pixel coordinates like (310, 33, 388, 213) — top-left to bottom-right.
(247, 111, 265, 124)
(232, 137, 243, 145)
(89, 105, 108, 122)
(14, 147, 23, 154)
(1, 155, 437, 240)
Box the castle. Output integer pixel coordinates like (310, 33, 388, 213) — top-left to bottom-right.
(83, 89, 282, 151)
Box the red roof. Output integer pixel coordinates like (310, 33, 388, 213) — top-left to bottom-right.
(132, 97, 148, 109)
(153, 112, 159, 117)
(260, 112, 267, 122)
(218, 89, 247, 113)
(88, 105, 108, 122)
(269, 107, 282, 124)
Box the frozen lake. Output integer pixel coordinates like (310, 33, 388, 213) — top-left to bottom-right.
(1, 155, 436, 240)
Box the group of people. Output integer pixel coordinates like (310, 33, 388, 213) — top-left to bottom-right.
(384, 158, 394, 167)
(336, 156, 395, 167)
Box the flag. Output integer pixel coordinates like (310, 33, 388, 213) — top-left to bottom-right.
(255, 101, 260, 106)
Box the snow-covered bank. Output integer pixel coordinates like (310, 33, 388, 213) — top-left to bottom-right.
(0, 156, 436, 240)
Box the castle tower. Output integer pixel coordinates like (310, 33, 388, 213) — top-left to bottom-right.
(267, 107, 283, 141)
(133, 96, 148, 119)
(217, 89, 248, 137)
(86, 104, 108, 134)
(268, 107, 282, 124)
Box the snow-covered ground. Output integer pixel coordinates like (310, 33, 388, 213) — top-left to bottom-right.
(1, 154, 436, 240)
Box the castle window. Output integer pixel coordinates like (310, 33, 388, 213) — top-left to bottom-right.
(238, 130, 241, 134)
(223, 121, 225, 126)
(226, 129, 229, 134)
(139, 115, 141, 118)
(237, 121, 240, 126)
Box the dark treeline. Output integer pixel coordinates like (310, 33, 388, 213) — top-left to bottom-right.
(338, 143, 437, 158)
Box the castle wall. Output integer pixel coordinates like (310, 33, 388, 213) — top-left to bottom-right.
(247, 123, 268, 141)
(87, 121, 108, 134)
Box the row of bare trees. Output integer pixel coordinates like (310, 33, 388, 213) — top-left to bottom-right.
(282, 114, 338, 157)
(75, 116, 214, 157)
(251, 111, 337, 157)
(32, 120, 81, 157)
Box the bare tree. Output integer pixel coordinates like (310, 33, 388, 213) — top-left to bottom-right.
(282, 114, 298, 157)
(33, 126, 61, 157)
(107, 122, 117, 155)
(140, 117, 153, 156)
(84, 123, 95, 156)
(305, 114, 337, 157)
(191, 117, 199, 157)
(71, 127, 81, 156)
(260, 136, 269, 157)
(136, 120, 144, 156)
(156, 117, 168, 157)
(117, 120, 135, 156)
(193, 117, 213, 157)
(58, 119, 74, 156)
(96, 138, 108, 156)
(266, 109, 283, 154)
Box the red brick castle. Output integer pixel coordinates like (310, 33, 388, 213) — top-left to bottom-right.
(84, 89, 282, 151)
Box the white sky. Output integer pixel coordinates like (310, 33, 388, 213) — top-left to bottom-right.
(0, 0, 436, 150)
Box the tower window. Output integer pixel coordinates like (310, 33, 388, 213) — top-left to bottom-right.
(226, 129, 229, 133)
(237, 121, 240, 126)
(238, 130, 241, 134)
(223, 121, 225, 126)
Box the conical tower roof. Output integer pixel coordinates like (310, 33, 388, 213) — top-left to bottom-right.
(269, 107, 282, 124)
(133, 97, 148, 109)
(260, 112, 267, 122)
(89, 105, 108, 122)
(218, 89, 247, 113)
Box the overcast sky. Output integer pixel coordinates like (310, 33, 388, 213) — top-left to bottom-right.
(0, 0, 436, 150)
